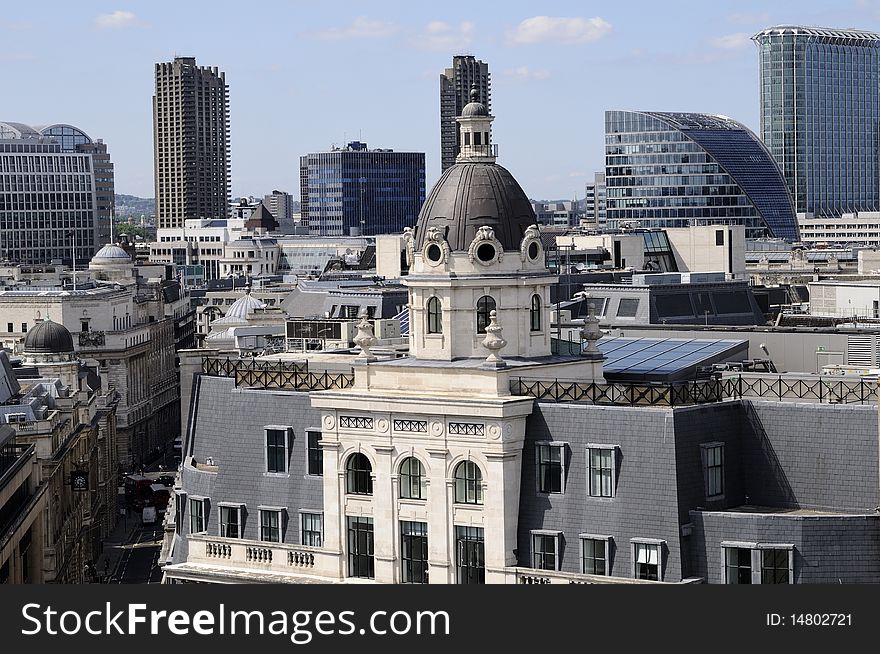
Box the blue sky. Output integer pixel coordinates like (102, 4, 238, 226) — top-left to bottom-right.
(2, 0, 879, 201)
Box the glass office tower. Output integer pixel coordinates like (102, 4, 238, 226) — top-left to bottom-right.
(753, 26, 880, 216)
(0, 122, 97, 265)
(604, 111, 798, 240)
(300, 141, 426, 236)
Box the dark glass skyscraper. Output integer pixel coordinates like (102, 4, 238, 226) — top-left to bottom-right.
(753, 26, 880, 216)
(604, 111, 798, 240)
(300, 141, 425, 236)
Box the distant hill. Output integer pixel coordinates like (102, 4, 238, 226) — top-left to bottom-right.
(115, 194, 154, 217)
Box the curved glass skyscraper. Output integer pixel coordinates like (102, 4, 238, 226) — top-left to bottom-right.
(754, 26, 880, 217)
(605, 111, 798, 240)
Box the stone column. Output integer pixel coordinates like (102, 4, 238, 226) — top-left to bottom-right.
(319, 435, 344, 580)
(426, 448, 451, 583)
(372, 444, 395, 582)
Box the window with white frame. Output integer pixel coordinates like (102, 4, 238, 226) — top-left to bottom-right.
(632, 539, 664, 581)
(531, 531, 561, 571)
(265, 426, 290, 474)
(301, 512, 323, 547)
(722, 543, 794, 584)
(580, 534, 611, 576)
(587, 445, 616, 498)
(701, 442, 724, 499)
(537, 442, 565, 494)
(189, 497, 206, 534)
(219, 503, 243, 538)
(259, 507, 284, 543)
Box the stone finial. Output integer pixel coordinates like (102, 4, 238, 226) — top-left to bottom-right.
(579, 293, 602, 356)
(353, 309, 378, 361)
(481, 310, 507, 368)
(402, 226, 415, 266)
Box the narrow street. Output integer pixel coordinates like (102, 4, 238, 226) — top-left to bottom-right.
(113, 523, 164, 584)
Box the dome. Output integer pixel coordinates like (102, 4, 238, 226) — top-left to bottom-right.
(23, 319, 74, 354)
(460, 86, 489, 117)
(461, 101, 489, 117)
(223, 292, 266, 321)
(414, 163, 536, 252)
(92, 244, 131, 261)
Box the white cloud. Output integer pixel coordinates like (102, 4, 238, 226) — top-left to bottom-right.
(710, 32, 753, 50)
(503, 66, 551, 81)
(507, 16, 612, 46)
(312, 16, 399, 40)
(94, 11, 146, 29)
(412, 21, 475, 51)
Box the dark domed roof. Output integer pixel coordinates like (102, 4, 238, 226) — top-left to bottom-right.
(461, 101, 489, 117)
(414, 163, 536, 252)
(461, 85, 489, 118)
(23, 319, 74, 354)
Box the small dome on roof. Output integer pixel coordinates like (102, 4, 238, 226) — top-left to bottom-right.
(92, 244, 131, 261)
(223, 291, 266, 321)
(23, 319, 74, 354)
(461, 86, 488, 117)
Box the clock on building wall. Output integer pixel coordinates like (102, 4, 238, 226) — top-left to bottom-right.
(71, 470, 89, 492)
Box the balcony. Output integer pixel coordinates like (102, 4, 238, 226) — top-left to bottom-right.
(181, 534, 340, 582)
(512, 567, 691, 584)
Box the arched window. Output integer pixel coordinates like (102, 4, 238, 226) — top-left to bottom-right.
(530, 294, 542, 332)
(399, 457, 426, 500)
(476, 296, 496, 334)
(346, 453, 373, 495)
(454, 461, 483, 505)
(426, 297, 442, 334)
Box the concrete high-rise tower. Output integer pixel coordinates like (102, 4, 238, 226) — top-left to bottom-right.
(754, 26, 880, 216)
(440, 55, 490, 172)
(153, 56, 230, 229)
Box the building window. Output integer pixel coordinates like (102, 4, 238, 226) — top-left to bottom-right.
(531, 532, 560, 571)
(716, 229, 725, 246)
(400, 521, 428, 584)
(307, 431, 322, 476)
(399, 457, 426, 500)
(259, 508, 282, 543)
(219, 504, 243, 539)
(761, 549, 792, 584)
(530, 294, 542, 331)
(5, 323, 11, 333)
(616, 298, 639, 318)
(301, 512, 323, 547)
(347, 516, 374, 579)
(702, 443, 724, 499)
(453, 460, 483, 505)
(346, 453, 373, 495)
(265, 427, 289, 474)
(632, 541, 662, 581)
(722, 544, 794, 584)
(476, 295, 496, 334)
(537, 443, 564, 494)
(426, 296, 442, 334)
(724, 547, 752, 584)
(455, 526, 485, 584)
(21, 323, 27, 333)
(581, 536, 610, 576)
(189, 498, 206, 534)
(588, 446, 615, 497)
